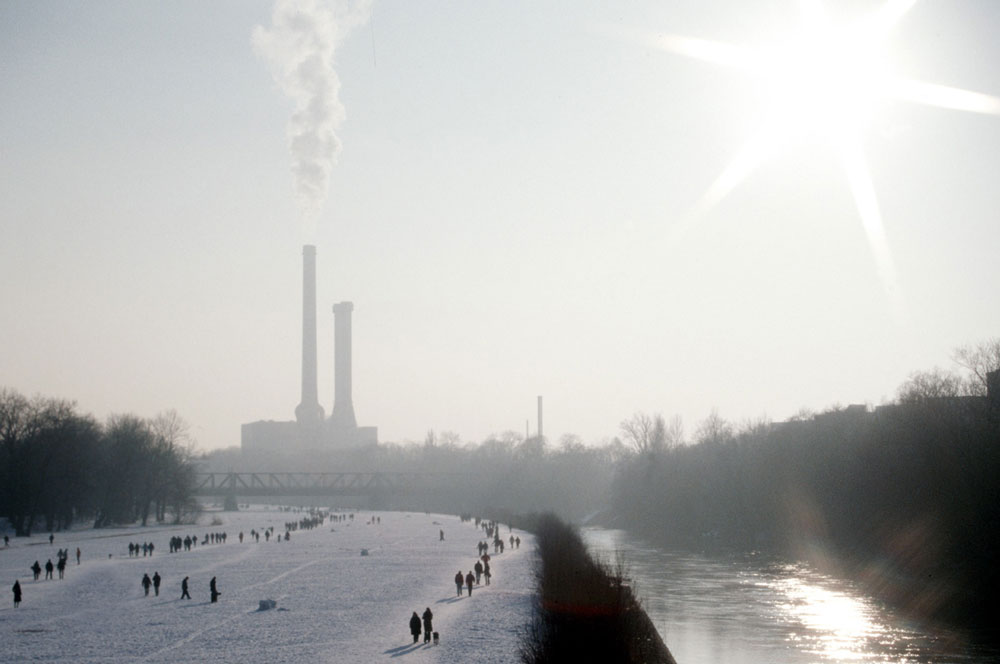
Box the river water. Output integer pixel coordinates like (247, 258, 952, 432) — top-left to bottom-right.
(582, 528, 999, 664)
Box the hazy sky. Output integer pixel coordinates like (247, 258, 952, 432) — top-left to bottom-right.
(2, 0, 999, 451)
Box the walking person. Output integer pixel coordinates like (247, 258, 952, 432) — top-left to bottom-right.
(12, 580, 21, 608)
(484, 561, 491, 586)
(209, 576, 220, 603)
(465, 571, 475, 596)
(409, 611, 422, 643)
(454, 570, 464, 597)
(181, 576, 190, 599)
(141, 573, 152, 596)
(474, 560, 483, 585)
(31, 561, 41, 581)
(152, 572, 161, 596)
(56, 556, 66, 579)
(76, 547, 81, 565)
(44, 559, 54, 580)
(422, 607, 433, 643)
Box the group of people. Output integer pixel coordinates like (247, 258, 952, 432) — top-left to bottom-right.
(140, 572, 219, 602)
(127, 542, 156, 557)
(408, 607, 435, 644)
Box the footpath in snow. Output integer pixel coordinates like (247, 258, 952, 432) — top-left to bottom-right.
(0, 508, 536, 663)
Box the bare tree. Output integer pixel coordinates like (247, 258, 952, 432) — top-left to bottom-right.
(695, 409, 734, 445)
(952, 337, 1000, 396)
(619, 412, 666, 455)
(897, 368, 965, 403)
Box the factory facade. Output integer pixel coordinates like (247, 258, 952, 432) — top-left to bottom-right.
(241, 245, 377, 454)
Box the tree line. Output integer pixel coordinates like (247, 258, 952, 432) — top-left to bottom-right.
(0, 388, 199, 536)
(609, 338, 1000, 629)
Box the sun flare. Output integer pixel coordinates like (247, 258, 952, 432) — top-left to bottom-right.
(651, 0, 1000, 307)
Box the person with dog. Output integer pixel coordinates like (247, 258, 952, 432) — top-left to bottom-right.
(409, 611, 422, 643)
(422, 607, 433, 643)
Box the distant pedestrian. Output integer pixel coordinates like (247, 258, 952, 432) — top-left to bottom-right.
(56, 556, 66, 579)
(4, 534, 8, 547)
(181, 576, 190, 599)
(152, 572, 161, 596)
(76, 547, 81, 565)
(409, 611, 421, 643)
(439, 529, 444, 541)
(12, 580, 21, 607)
(454, 571, 463, 596)
(31, 561, 41, 581)
(484, 561, 491, 586)
(210, 576, 220, 603)
(474, 560, 483, 585)
(48, 533, 54, 545)
(141, 573, 152, 596)
(44, 559, 54, 580)
(465, 571, 474, 596)
(422, 607, 433, 643)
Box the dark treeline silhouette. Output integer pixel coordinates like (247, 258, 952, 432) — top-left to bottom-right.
(518, 513, 675, 664)
(611, 340, 1000, 630)
(0, 388, 199, 535)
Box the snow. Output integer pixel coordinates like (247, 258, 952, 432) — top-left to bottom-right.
(1, 508, 536, 663)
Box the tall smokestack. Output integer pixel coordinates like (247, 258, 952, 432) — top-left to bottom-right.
(330, 301, 357, 429)
(537, 395, 543, 441)
(295, 245, 324, 426)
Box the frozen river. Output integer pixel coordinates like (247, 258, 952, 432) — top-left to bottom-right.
(1, 507, 534, 663)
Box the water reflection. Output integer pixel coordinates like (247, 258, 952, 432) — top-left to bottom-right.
(582, 528, 997, 664)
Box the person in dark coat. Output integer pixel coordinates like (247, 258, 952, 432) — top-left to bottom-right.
(31, 561, 41, 581)
(474, 560, 483, 585)
(484, 561, 491, 586)
(44, 559, 54, 580)
(454, 571, 464, 596)
(152, 572, 161, 596)
(209, 576, 220, 603)
(181, 576, 190, 599)
(56, 556, 66, 579)
(12, 580, 21, 607)
(465, 571, 474, 596)
(142, 573, 152, 596)
(422, 607, 433, 643)
(409, 611, 421, 643)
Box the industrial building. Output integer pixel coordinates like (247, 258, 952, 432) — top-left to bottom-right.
(241, 245, 377, 455)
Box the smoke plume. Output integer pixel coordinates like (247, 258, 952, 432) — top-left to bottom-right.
(253, 0, 372, 226)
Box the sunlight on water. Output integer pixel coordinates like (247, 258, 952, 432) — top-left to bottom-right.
(772, 571, 888, 660)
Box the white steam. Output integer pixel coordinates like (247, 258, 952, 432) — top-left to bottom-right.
(253, 0, 372, 226)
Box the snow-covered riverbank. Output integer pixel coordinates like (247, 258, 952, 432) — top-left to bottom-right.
(1, 508, 535, 663)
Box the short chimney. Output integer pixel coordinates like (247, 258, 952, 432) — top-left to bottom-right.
(330, 301, 357, 429)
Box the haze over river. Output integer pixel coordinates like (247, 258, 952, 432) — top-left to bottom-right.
(583, 528, 999, 664)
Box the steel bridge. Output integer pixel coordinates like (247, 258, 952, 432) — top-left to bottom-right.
(192, 472, 465, 498)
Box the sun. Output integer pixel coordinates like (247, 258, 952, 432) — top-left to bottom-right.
(751, 14, 893, 145)
(650, 0, 1000, 308)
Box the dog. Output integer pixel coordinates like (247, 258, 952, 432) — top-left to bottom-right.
(433, 632, 439, 644)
